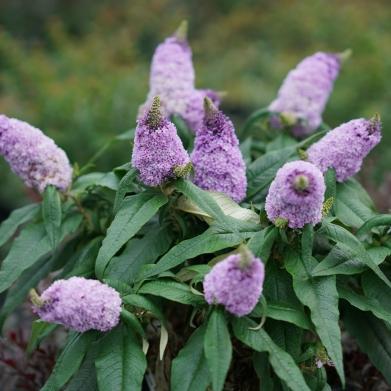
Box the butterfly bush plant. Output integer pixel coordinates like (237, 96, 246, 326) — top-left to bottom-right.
(0, 22, 390, 391)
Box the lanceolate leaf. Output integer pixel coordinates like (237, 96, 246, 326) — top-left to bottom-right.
(285, 251, 344, 386)
(95, 191, 168, 279)
(112, 168, 138, 214)
(204, 309, 232, 391)
(232, 317, 310, 391)
(335, 179, 375, 228)
(343, 305, 391, 384)
(0, 203, 39, 248)
(41, 331, 96, 391)
(314, 222, 391, 288)
(27, 320, 58, 353)
(356, 214, 391, 239)
(246, 146, 297, 200)
(247, 226, 278, 262)
(136, 227, 255, 280)
(171, 324, 210, 391)
(42, 185, 62, 249)
(95, 325, 146, 391)
(0, 214, 82, 293)
(138, 280, 205, 306)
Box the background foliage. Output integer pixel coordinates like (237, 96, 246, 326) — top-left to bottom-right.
(0, 0, 390, 213)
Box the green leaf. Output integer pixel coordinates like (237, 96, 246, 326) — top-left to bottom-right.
(95, 191, 168, 278)
(343, 304, 391, 384)
(120, 309, 145, 337)
(265, 304, 312, 331)
(72, 172, 120, 193)
(138, 280, 204, 306)
(113, 168, 138, 214)
(171, 325, 210, 391)
(0, 214, 82, 293)
(64, 346, 98, 391)
(27, 320, 58, 353)
(0, 203, 39, 248)
(41, 331, 95, 391)
(232, 317, 310, 391)
(204, 309, 232, 391)
(137, 227, 255, 280)
(356, 214, 391, 239)
(362, 271, 391, 315)
(42, 185, 62, 249)
(95, 325, 146, 391)
(338, 284, 391, 324)
(104, 224, 173, 283)
(313, 222, 391, 288)
(285, 251, 344, 386)
(324, 168, 336, 204)
(247, 226, 278, 262)
(335, 179, 375, 228)
(246, 146, 297, 200)
(252, 352, 275, 390)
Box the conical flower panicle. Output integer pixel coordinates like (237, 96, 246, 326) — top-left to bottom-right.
(269, 52, 342, 137)
(0, 115, 72, 193)
(139, 22, 221, 132)
(191, 98, 247, 202)
(33, 277, 121, 333)
(265, 160, 326, 228)
(307, 117, 381, 182)
(132, 97, 191, 186)
(203, 249, 265, 317)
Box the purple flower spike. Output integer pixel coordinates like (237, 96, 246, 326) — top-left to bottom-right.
(307, 116, 381, 182)
(203, 247, 265, 317)
(132, 96, 191, 186)
(0, 115, 72, 193)
(32, 277, 121, 333)
(265, 160, 325, 228)
(191, 98, 247, 202)
(139, 21, 221, 132)
(269, 51, 344, 137)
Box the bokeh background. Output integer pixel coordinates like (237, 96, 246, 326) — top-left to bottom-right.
(1, 0, 390, 216)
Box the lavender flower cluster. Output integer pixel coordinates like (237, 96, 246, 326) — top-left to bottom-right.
(269, 52, 342, 137)
(33, 277, 121, 332)
(139, 21, 220, 133)
(203, 248, 265, 316)
(265, 161, 326, 229)
(0, 115, 72, 193)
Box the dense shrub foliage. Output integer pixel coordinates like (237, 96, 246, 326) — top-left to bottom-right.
(1, 21, 391, 391)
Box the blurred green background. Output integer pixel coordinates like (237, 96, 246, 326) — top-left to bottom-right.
(0, 0, 390, 214)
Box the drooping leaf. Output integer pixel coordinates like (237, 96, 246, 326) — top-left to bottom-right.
(171, 324, 210, 391)
(138, 280, 205, 306)
(343, 304, 391, 384)
(95, 325, 146, 391)
(136, 227, 255, 280)
(285, 250, 344, 386)
(104, 224, 173, 283)
(42, 185, 62, 249)
(41, 331, 96, 391)
(232, 317, 310, 391)
(265, 303, 312, 331)
(356, 214, 391, 239)
(204, 308, 232, 391)
(0, 203, 39, 248)
(335, 179, 375, 228)
(337, 284, 391, 325)
(95, 191, 168, 278)
(0, 214, 82, 293)
(313, 222, 391, 288)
